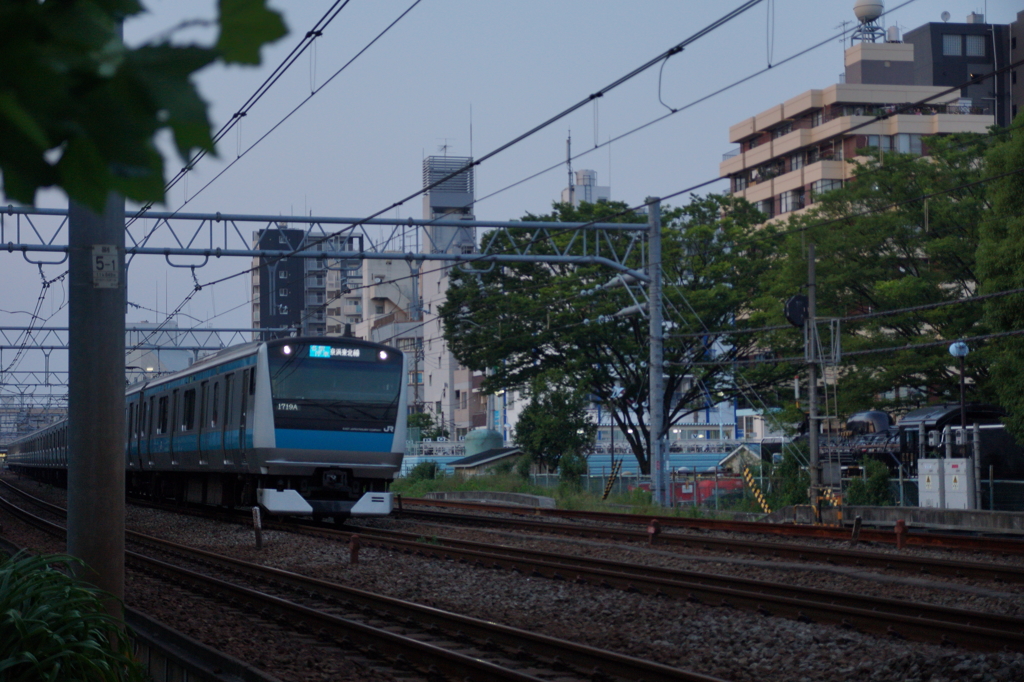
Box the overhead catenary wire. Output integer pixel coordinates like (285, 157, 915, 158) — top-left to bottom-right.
(131, 0, 922, 336)
(126, 0, 355, 231)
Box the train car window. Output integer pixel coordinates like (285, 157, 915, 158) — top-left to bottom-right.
(211, 381, 220, 427)
(156, 396, 165, 434)
(182, 389, 196, 431)
(128, 403, 135, 438)
(223, 376, 233, 428)
(248, 367, 255, 395)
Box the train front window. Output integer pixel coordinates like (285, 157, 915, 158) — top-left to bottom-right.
(268, 342, 402, 430)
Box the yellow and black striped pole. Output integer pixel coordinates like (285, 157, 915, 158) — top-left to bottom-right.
(743, 466, 772, 514)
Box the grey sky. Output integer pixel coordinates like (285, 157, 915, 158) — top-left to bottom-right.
(0, 0, 1018, 391)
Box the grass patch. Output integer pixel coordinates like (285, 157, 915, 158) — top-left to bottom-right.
(392, 473, 761, 517)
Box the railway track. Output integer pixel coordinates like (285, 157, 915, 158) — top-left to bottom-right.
(398, 497, 1024, 556)
(0, 481, 726, 682)
(393, 507, 1024, 584)
(6, 478, 1024, 653)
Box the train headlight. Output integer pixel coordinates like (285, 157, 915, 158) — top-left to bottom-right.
(282, 345, 293, 356)
(378, 350, 388, 360)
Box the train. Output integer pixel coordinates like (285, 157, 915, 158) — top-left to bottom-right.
(6, 336, 407, 520)
(821, 403, 1024, 480)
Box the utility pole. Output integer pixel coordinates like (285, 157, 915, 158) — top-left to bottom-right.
(67, 192, 126, 616)
(807, 243, 820, 517)
(648, 197, 665, 506)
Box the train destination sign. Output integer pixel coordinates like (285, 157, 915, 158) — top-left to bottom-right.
(309, 345, 361, 359)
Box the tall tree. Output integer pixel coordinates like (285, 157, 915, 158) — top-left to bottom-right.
(977, 114, 1024, 442)
(755, 133, 999, 417)
(0, 0, 287, 211)
(514, 378, 597, 472)
(441, 197, 784, 475)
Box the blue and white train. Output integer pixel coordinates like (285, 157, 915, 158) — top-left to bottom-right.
(7, 336, 406, 519)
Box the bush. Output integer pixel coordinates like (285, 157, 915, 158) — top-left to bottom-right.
(515, 455, 533, 479)
(845, 458, 893, 506)
(0, 552, 147, 682)
(407, 460, 440, 481)
(558, 452, 588, 490)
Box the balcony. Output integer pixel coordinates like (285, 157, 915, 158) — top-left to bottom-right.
(722, 147, 741, 162)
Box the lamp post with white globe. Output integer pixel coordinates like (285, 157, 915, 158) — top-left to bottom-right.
(949, 341, 969, 453)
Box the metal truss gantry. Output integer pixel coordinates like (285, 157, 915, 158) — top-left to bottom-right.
(0, 206, 651, 443)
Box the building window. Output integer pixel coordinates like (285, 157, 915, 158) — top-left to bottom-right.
(375, 304, 385, 315)
(277, 304, 288, 315)
(732, 175, 747, 192)
(278, 288, 289, 297)
(779, 190, 805, 214)
(1013, 70, 1017, 86)
(865, 135, 893, 152)
(755, 199, 773, 219)
(965, 35, 986, 57)
(894, 133, 923, 155)
(942, 34, 962, 56)
(790, 152, 803, 170)
(278, 270, 288, 279)
(810, 179, 843, 200)
(810, 109, 823, 127)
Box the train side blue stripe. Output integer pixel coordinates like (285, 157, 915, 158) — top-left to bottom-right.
(274, 429, 393, 452)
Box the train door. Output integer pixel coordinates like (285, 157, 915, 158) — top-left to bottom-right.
(198, 381, 208, 465)
(221, 373, 233, 466)
(127, 401, 136, 468)
(133, 394, 145, 470)
(144, 396, 155, 467)
(210, 379, 221, 465)
(239, 368, 251, 467)
(170, 389, 179, 465)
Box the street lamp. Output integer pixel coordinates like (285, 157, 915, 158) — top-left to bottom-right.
(949, 340, 969, 453)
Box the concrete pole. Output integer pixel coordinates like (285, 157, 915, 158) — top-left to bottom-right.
(67, 193, 126, 615)
(940, 425, 950, 509)
(807, 243, 820, 513)
(647, 198, 664, 505)
(973, 422, 982, 510)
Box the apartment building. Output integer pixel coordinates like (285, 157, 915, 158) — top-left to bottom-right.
(251, 227, 362, 338)
(720, 13, 1002, 221)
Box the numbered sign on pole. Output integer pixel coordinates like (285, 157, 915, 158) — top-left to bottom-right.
(92, 245, 119, 288)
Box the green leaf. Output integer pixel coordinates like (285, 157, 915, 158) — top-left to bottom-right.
(216, 0, 287, 65)
(0, 92, 51, 151)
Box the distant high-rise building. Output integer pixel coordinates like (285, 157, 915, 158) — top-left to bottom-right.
(250, 227, 362, 339)
(561, 169, 610, 206)
(719, 8, 1004, 222)
(418, 155, 487, 440)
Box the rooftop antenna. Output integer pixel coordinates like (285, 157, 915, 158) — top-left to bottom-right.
(437, 138, 454, 156)
(851, 0, 885, 43)
(835, 19, 853, 50)
(566, 131, 575, 207)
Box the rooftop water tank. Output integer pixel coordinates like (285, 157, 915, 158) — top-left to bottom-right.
(854, 0, 884, 24)
(464, 428, 503, 457)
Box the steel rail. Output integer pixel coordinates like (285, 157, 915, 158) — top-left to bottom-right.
(276, 527, 1024, 652)
(330, 525, 1024, 634)
(398, 498, 1024, 555)
(129, 534, 725, 682)
(395, 508, 1024, 583)
(0, 480, 726, 682)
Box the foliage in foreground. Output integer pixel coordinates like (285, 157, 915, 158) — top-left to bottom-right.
(844, 458, 894, 506)
(0, 551, 146, 682)
(0, 0, 287, 211)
